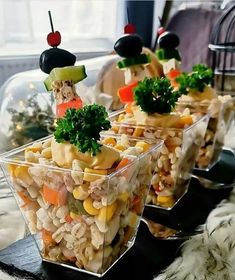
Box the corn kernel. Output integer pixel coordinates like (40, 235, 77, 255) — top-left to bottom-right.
(118, 114, 125, 122)
(132, 127, 143, 137)
(114, 144, 125, 151)
(102, 137, 116, 146)
(111, 126, 119, 133)
(127, 211, 138, 227)
(8, 163, 17, 176)
(98, 201, 117, 222)
(14, 165, 33, 185)
(25, 146, 41, 153)
(41, 147, 52, 159)
(157, 195, 174, 207)
(73, 185, 89, 200)
(83, 168, 107, 182)
(118, 192, 129, 202)
(83, 197, 100, 215)
(135, 141, 150, 152)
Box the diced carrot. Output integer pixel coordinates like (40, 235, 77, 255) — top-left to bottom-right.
(118, 81, 138, 104)
(116, 158, 130, 170)
(17, 191, 31, 206)
(56, 97, 83, 118)
(65, 215, 73, 223)
(42, 228, 55, 247)
(175, 115, 193, 128)
(125, 103, 133, 114)
(42, 185, 68, 206)
(167, 69, 181, 80)
(131, 195, 142, 213)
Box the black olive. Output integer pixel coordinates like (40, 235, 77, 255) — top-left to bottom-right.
(158, 31, 180, 49)
(114, 34, 143, 58)
(39, 48, 76, 74)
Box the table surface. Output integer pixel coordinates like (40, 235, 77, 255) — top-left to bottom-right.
(0, 150, 234, 280)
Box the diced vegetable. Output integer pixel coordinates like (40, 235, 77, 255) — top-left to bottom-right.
(117, 54, 151, 69)
(116, 158, 130, 170)
(98, 202, 117, 222)
(42, 185, 68, 206)
(17, 191, 31, 207)
(44, 65, 87, 91)
(56, 97, 83, 118)
(118, 81, 138, 104)
(83, 197, 100, 215)
(42, 228, 55, 246)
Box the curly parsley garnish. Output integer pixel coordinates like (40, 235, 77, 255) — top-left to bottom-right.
(54, 104, 111, 155)
(134, 77, 181, 114)
(176, 64, 213, 94)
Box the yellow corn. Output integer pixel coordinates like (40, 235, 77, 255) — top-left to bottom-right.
(25, 146, 41, 153)
(83, 197, 100, 215)
(132, 127, 143, 137)
(118, 114, 125, 122)
(41, 147, 52, 159)
(8, 163, 17, 176)
(127, 211, 138, 228)
(98, 201, 117, 222)
(118, 191, 129, 202)
(72, 184, 89, 200)
(114, 144, 125, 151)
(111, 126, 119, 133)
(14, 165, 33, 185)
(135, 141, 151, 152)
(102, 137, 116, 146)
(157, 195, 174, 207)
(83, 168, 107, 182)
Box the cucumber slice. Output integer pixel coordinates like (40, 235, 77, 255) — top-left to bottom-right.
(117, 54, 151, 69)
(156, 48, 181, 62)
(44, 65, 87, 91)
(44, 76, 52, 91)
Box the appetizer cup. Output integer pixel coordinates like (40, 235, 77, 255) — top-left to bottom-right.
(0, 134, 162, 277)
(175, 97, 235, 170)
(108, 110, 209, 209)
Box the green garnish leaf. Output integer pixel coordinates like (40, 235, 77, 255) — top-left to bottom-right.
(54, 104, 111, 155)
(176, 64, 213, 94)
(134, 77, 181, 114)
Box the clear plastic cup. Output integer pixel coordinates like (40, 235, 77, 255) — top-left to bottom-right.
(107, 109, 209, 209)
(0, 134, 162, 277)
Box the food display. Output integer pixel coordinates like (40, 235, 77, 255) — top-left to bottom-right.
(175, 64, 235, 169)
(0, 104, 162, 276)
(106, 77, 209, 208)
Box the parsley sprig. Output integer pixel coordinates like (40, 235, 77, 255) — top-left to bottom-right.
(176, 64, 213, 94)
(54, 104, 111, 155)
(134, 77, 181, 114)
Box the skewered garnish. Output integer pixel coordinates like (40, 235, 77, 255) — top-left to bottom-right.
(156, 30, 181, 63)
(114, 22, 150, 69)
(134, 77, 181, 114)
(54, 104, 111, 155)
(176, 64, 213, 95)
(39, 11, 76, 74)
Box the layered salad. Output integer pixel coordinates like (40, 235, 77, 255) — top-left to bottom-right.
(107, 77, 208, 208)
(1, 104, 162, 276)
(174, 64, 234, 169)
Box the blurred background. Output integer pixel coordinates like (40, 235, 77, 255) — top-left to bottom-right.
(0, 0, 231, 87)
